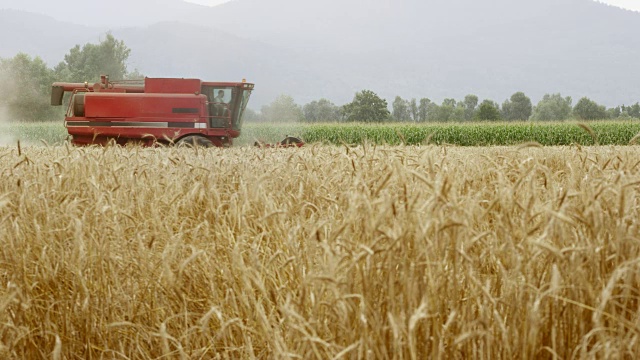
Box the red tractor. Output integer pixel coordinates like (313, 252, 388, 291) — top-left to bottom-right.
(51, 75, 304, 147)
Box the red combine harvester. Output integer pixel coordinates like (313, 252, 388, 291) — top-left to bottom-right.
(51, 75, 304, 147)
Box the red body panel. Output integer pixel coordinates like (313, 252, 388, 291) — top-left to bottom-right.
(144, 78, 201, 94)
(83, 93, 206, 119)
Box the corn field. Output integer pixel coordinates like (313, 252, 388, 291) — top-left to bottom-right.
(1, 143, 640, 358)
(2, 121, 640, 147)
(242, 121, 640, 146)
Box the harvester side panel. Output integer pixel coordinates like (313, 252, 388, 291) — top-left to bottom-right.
(145, 78, 202, 94)
(83, 93, 207, 119)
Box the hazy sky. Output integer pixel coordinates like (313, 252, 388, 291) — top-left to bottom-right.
(602, 0, 640, 11)
(184, 0, 230, 6)
(185, 0, 640, 11)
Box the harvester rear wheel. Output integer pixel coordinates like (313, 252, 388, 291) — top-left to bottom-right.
(176, 136, 214, 148)
(280, 136, 304, 146)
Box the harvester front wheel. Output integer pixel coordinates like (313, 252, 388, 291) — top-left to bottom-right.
(176, 136, 214, 148)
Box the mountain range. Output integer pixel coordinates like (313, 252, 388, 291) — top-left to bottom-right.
(1, 0, 639, 108)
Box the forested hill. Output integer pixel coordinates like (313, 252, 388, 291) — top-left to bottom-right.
(1, 0, 640, 107)
(0, 10, 103, 65)
(159, 0, 640, 106)
(194, 0, 639, 53)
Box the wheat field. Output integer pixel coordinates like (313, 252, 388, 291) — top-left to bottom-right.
(1, 143, 639, 359)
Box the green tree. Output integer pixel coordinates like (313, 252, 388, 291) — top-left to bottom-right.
(124, 68, 145, 80)
(0, 53, 60, 121)
(502, 91, 533, 121)
(392, 96, 410, 122)
(622, 103, 640, 118)
(261, 94, 303, 122)
(342, 90, 390, 122)
(435, 99, 464, 122)
(607, 106, 621, 119)
(425, 102, 440, 122)
(55, 33, 132, 82)
(409, 98, 418, 122)
(418, 98, 431, 122)
(573, 97, 608, 120)
(303, 98, 341, 122)
(530, 94, 572, 121)
(463, 94, 478, 121)
(442, 98, 457, 108)
(475, 100, 501, 121)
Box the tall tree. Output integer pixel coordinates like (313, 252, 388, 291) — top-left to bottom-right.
(502, 91, 533, 121)
(418, 98, 431, 122)
(573, 97, 608, 120)
(409, 98, 418, 122)
(621, 103, 640, 118)
(530, 94, 573, 121)
(54, 33, 131, 82)
(606, 106, 621, 119)
(425, 102, 441, 122)
(260, 94, 303, 122)
(0, 53, 60, 121)
(303, 98, 341, 122)
(476, 100, 501, 121)
(392, 96, 410, 122)
(462, 94, 478, 121)
(342, 90, 390, 122)
(436, 99, 464, 122)
(442, 98, 457, 108)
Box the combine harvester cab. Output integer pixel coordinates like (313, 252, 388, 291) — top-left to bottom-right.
(51, 75, 263, 147)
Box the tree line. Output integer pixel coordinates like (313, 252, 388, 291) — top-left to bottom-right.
(2, 35, 639, 123)
(251, 91, 640, 123)
(0, 34, 138, 121)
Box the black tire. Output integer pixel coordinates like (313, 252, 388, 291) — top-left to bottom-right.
(280, 136, 303, 146)
(176, 135, 214, 148)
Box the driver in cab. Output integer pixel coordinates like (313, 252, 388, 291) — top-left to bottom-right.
(213, 90, 226, 116)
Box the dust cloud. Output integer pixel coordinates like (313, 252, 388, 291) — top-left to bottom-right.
(0, 105, 17, 146)
(0, 67, 17, 146)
